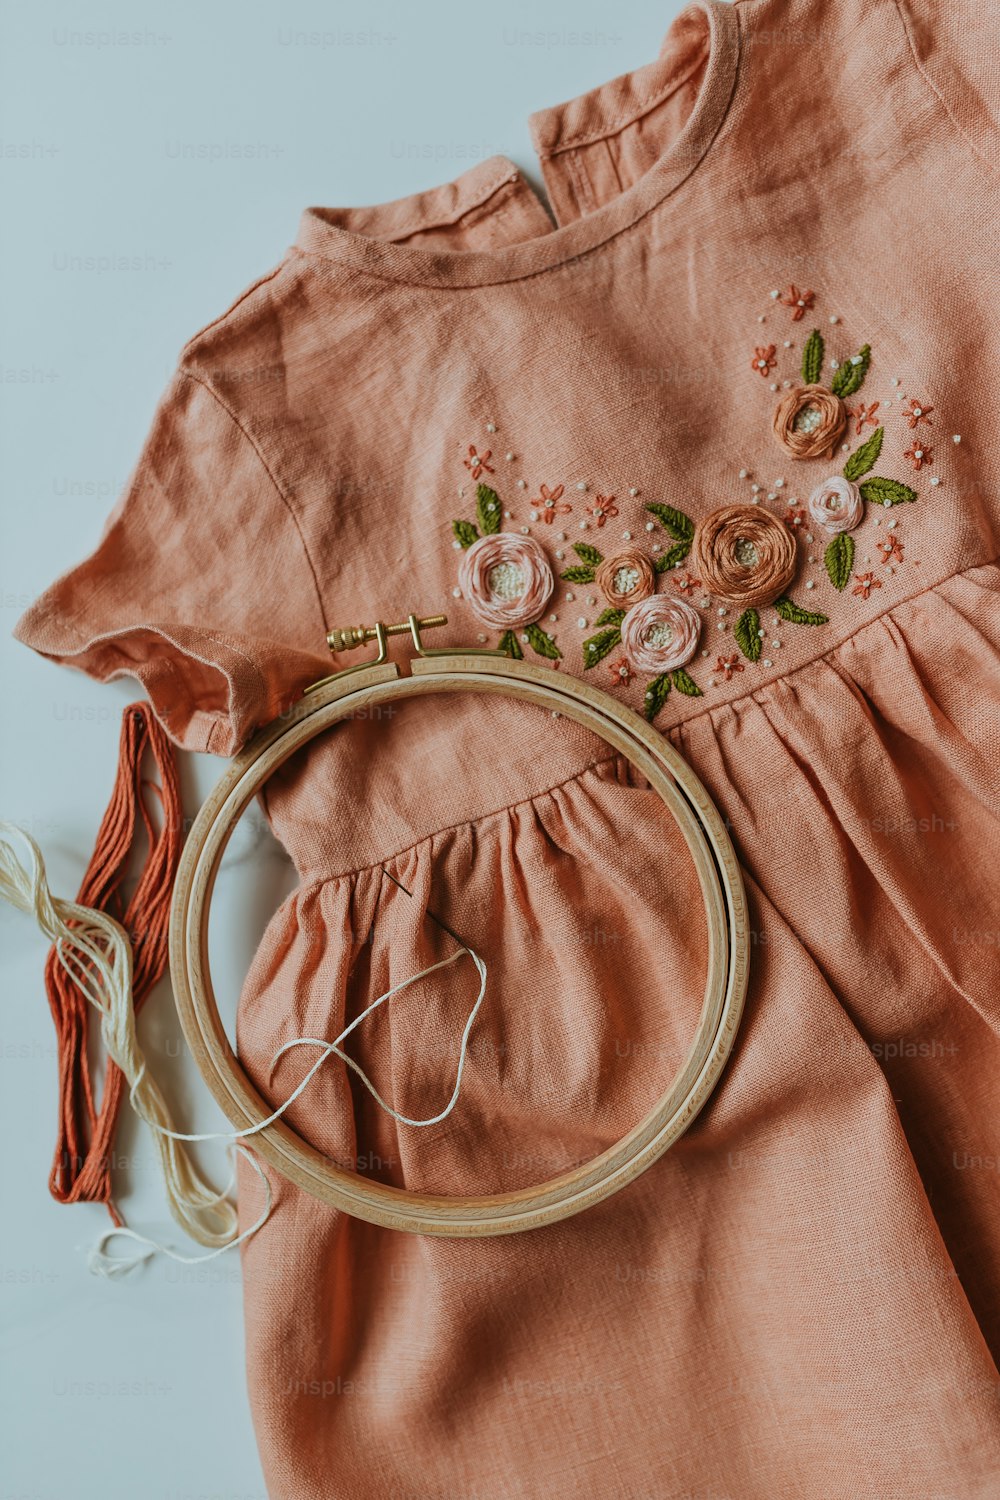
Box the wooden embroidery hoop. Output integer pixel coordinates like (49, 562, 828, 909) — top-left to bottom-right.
(169, 614, 750, 1237)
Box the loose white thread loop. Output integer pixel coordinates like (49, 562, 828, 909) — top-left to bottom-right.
(1, 821, 487, 1275)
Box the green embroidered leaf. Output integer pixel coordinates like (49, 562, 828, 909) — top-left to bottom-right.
(858, 476, 918, 508)
(498, 629, 523, 660)
(594, 607, 627, 628)
(645, 503, 695, 542)
(831, 344, 871, 398)
(654, 540, 692, 573)
(560, 565, 596, 583)
(475, 484, 502, 535)
(824, 533, 855, 592)
(525, 623, 560, 660)
(582, 626, 622, 669)
(733, 608, 762, 662)
(670, 668, 703, 698)
(573, 542, 604, 567)
(452, 518, 479, 549)
(774, 595, 829, 625)
(802, 329, 824, 385)
(843, 426, 884, 482)
(644, 673, 671, 721)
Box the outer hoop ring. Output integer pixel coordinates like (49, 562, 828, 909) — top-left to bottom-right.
(169, 654, 750, 1236)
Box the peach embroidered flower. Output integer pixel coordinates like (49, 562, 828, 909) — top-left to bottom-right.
(587, 494, 619, 527)
(903, 442, 933, 471)
(807, 475, 864, 535)
(608, 657, 634, 687)
(903, 399, 933, 429)
(463, 446, 494, 479)
(458, 533, 554, 628)
(779, 285, 815, 321)
(784, 504, 808, 531)
(771, 384, 847, 460)
(691, 505, 798, 609)
(715, 654, 744, 683)
(531, 483, 571, 524)
(671, 570, 702, 594)
(751, 344, 778, 378)
(852, 572, 882, 599)
(847, 401, 880, 435)
(595, 547, 655, 608)
(877, 535, 904, 565)
(620, 595, 701, 674)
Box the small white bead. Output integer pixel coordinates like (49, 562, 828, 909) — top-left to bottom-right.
(504, 509, 513, 519)
(452, 586, 462, 597)
(452, 540, 462, 551)
(576, 481, 587, 491)
(577, 617, 587, 628)
(808, 555, 816, 564)
(521, 525, 530, 534)
(763, 658, 773, 668)
(804, 532, 814, 544)
(953, 434, 962, 444)
(717, 621, 726, 631)
(652, 543, 661, 551)
(758, 314, 767, 323)
(829, 315, 840, 324)
(769, 289, 780, 299)
(782, 380, 791, 389)
(888, 519, 898, 530)
(555, 549, 564, 560)
(891, 376, 901, 387)
(757, 628, 765, 637)
(806, 580, 815, 590)
(769, 382, 778, 392)
(873, 517, 881, 527)
(783, 341, 792, 349)
(565, 591, 575, 601)
(486, 422, 496, 433)
(587, 595, 597, 606)
(556, 531, 567, 542)
(702, 649, 710, 658)
(505, 451, 514, 462)
(930, 476, 941, 487)
(768, 492, 777, 501)
(751, 496, 760, 505)
(519, 632, 528, 642)
(718, 607, 728, 617)
(751, 483, 761, 493)
(529, 510, 539, 522)
(629, 486, 639, 497)
(477, 633, 487, 643)
(645, 521, 655, 532)
(709, 677, 717, 687)
(739, 469, 749, 479)
(622, 529, 632, 541)
(772, 639, 781, 648)
(913, 407, 922, 417)
(549, 614, 557, 623)
(699, 597, 711, 608)
(775, 478, 785, 488)
(580, 520, 589, 529)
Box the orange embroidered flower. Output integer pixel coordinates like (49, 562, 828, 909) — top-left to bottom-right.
(847, 401, 880, 435)
(903, 442, 932, 471)
(783, 504, 808, 531)
(852, 572, 882, 599)
(771, 384, 847, 460)
(877, 535, 904, 565)
(608, 657, 634, 686)
(463, 446, 494, 479)
(715, 654, 745, 682)
(595, 547, 655, 608)
(671, 570, 702, 594)
(903, 399, 933, 429)
(778, 285, 815, 321)
(751, 344, 778, 378)
(531, 483, 571, 523)
(587, 494, 618, 527)
(692, 505, 797, 610)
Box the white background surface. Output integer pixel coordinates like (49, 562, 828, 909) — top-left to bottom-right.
(0, 3, 696, 1495)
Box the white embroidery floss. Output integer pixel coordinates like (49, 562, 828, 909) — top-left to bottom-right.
(0, 821, 488, 1274)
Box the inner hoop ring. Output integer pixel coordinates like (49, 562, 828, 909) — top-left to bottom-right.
(169, 652, 750, 1236)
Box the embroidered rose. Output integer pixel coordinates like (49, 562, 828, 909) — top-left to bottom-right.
(595, 547, 656, 609)
(691, 505, 797, 609)
(620, 595, 701, 674)
(458, 533, 554, 629)
(771, 384, 847, 460)
(808, 475, 864, 534)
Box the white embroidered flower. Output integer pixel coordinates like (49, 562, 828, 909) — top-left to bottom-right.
(807, 475, 864, 534)
(620, 595, 701, 674)
(458, 533, 554, 629)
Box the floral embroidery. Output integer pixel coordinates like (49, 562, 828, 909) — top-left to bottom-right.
(450, 484, 560, 660)
(671, 569, 701, 594)
(691, 506, 797, 610)
(876, 535, 904, 565)
(531, 483, 572, 524)
(903, 399, 933, 429)
(608, 657, 634, 687)
(587, 494, 619, 527)
(613, 595, 704, 718)
(644, 503, 696, 570)
(847, 401, 880, 435)
(783, 504, 808, 531)
(714, 654, 745, 683)
(594, 547, 656, 609)
(903, 442, 933, 472)
(463, 445, 494, 479)
(778, 285, 815, 321)
(852, 572, 882, 600)
(772, 384, 847, 460)
(751, 344, 778, 378)
(808, 477, 863, 535)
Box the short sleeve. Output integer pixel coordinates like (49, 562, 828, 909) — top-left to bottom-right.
(897, 0, 1000, 170)
(14, 370, 331, 755)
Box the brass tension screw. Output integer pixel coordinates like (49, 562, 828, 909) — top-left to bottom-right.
(326, 615, 448, 655)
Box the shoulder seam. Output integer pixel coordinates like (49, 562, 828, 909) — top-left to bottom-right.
(176, 369, 328, 643)
(891, 0, 997, 177)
